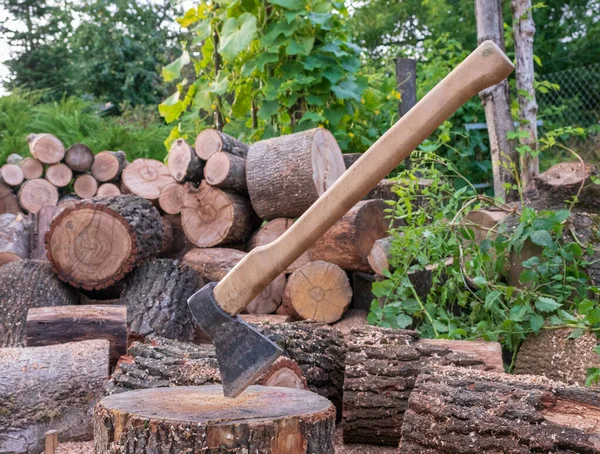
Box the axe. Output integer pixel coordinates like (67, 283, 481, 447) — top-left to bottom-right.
(188, 40, 514, 398)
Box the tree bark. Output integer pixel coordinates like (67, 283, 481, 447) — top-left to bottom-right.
(533, 161, 600, 210)
(121, 158, 175, 200)
(96, 183, 121, 197)
(20, 157, 44, 179)
(73, 174, 98, 198)
(65, 143, 94, 173)
(0, 213, 30, 267)
(343, 326, 504, 446)
(94, 385, 335, 454)
(46, 195, 164, 290)
(0, 260, 79, 347)
(246, 128, 346, 219)
(91, 151, 127, 182)
(400, 365, 600, 453)
(26, 305, 127, 370)
(0, 164, 24, 187)
(0, 340, 109, 454)
(194, 129, 249, 160)
(26, 133, 65, 164)
(204, 151, 247, 193)
(45, 162, 73, 188)
(0, 182, 19, 215)
(18, 178, 59, 213)
(167, 138, 203, 182)
(161, 214, 190, 260)
(28, 205, 59, 260)
(157, 182, 184, 214)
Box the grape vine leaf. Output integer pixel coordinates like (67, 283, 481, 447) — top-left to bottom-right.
(219, 13, 258, 61)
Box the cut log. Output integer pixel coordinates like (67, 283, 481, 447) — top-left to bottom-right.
(157, 182, 184, 214)
(368, 236, 392, 275)
(533, 161, 600, 210)
(465, 209, 507, 242)
(65, 143, 94, 173)
(343, 326, 504, 446)
(245, 272, 286, 314)
(282, 261, 352, 323)
(332, 309, 368, 338)
(159, 216, 174, 256)
(6, 153, 22, 165)
(0, 182, 19, 215)
(45, 162, 73, 188)
(73, 174, 98, 198)
(400, 365, 600, 453)
(20, 157, 44, 179)
(181, 182, 258, 247)
(28, 205, 59, 260)
(121, 158, 175, 200)
(120, 258, 200, 342)
(46, 195, 164, 289)
(309, 199, 390, 272)
(167, 138, 203, 182)
(0, 164, 24, 186)
(26, 305, 127, 369)
(18, 178, 59, 213)
(0, 213, 30, 267)
(161, 214, 190, 260)
(0, 260, 79, 347)
(194, 128, 249, 160)
(247, 128, 345, 219)
(26, 133, 65, 164)
(343, 152, 363, 169)
(204, 151, 247, 193)
(90, 151, 126, 182)
(240, 314, 293, 324)
(96, 183, 121, 197)
(350, 272, 378, 311)
(94, 385, 335, 454)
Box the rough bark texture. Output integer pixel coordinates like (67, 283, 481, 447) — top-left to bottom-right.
(533, 161, 600, 210)
(119, 259, 200, 342)
(0, 260, 79, 347)
(46, 163, 73, 187)
(74, 174, 99, 198)
(167, 138, 203, 182)
(195, 129, 249, 160)
(20, 157, 44, 180)
(400, 365, 600, 453)
(204, 151, 247, 193)
(0, 340, 109, 454)
(247, 128, 345, 220)
(46, 195, 164, 290)
(161, 214, 190, 260)
(121, 158, 175, 200)
(0, 213, 30, 267)
(96, 183, 121, 197)
(91, 151, 127, 182)
(27, 133, 65, 164)
(0, 163, 24, 186)
(157, 182, 184, 214)
(28, 205, 59, 260)
(0, 182, 19, 215)
(18, 178, 59, 213)
(65, 143, 94, 173)
(343, 326, 504, 446)
(93, 385, 335, 454)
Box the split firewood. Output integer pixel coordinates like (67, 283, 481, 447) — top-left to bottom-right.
(204, 151, 247, 193)
(158, 182, 184, 214)
(194, 128, 249, 160)
(26, 305, 127, 369)
(282, 261, 352, 324)
(0, 340, 108, 454)
(96, 183, 121, 196)
(350, 271, 379, 311)
(46, 195, 164, 289)
(26, 133, 65, 164)
(0, 213, 30, 267)
(343, 152, 362, 169)
(367, 236, 392, 275)
(65, 143, 94, 173)
(19, 157, 44, 179)
(18, 178, 59, 213)
(246, 128, 345, 219)
(45, 162, 73, 188)
(343, 326, 504, 446)
(0, 163, 24, 186)
(167, 138, 203, 182)
(121, 158, 175, 200)
(0, 182, 20, 215)
(90, 150, 127, 182)
(534, 161, 600, 210)
(0, 260, 79, 347)
(400, 365, 600, 453)
(332, 309, 368, 338)
(181, 182, 258, 247)
(28, 205, 59, 260)
(73, 173, 98, 198)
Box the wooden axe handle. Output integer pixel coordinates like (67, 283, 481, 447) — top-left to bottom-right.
(215, 40, 514, 315)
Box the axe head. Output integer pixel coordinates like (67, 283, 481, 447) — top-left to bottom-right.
(188, 282, 284, 397)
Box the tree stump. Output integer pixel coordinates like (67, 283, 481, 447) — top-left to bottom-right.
(246, 128, 345, 219)
(167, 138, 203, 182)
(309, 199, 390, 272)
(19, 157, 44, 180)
(46, 195, 163, 289)
(534, 161, 600, 210)
(0, 260, 79, 347)
(194, 129, 249, 160)
(0, 213, 30, 267)
(94, 385, 335, 454)
(181, 182, 258, 247)
(65, 143, 94, 173)
(0, 164, 24, 186)
(45, 163, 73, 187)
(121, 158, 175, 200)
(158, 182, 184, 214)
(343, 326, 504, 446)
(96, 183, 121, 197)
(27, 133, 65, 164)
(204, 151, 247, 193)
(73, 174, 99, 198)
(18, 178, 59, 213)
(91, 151, 127, 182)
(400, 365, 600, 453)
(282, 261, 352, 323)
(0, 182, 19, 215)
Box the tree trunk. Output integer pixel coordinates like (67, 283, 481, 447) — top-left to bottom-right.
(204, 151, 247, 193)
(282, 261, 352, 323)
(45, 162, 73, 187)
(94, 385, 335, 454)
(309, 200, 390, 272)
(18, 178, 59, 213)
(475, 0, 519, 202)
(91, 151, 127, 182)
(246, 128, 346, 219)
(343, 326, 504, 446)
(46, 195, 164, 290)
(96, 183, 121, 197)
(0, 164, 24, 187)
(65, 143, 94, 173)
(26, 305, 127, 370)
(20, 157, 44, 180)
(28, 205, 59, 260)
(368, 236, 392, 275)
(119, 258, 200, 343)
(533, 161, 600, 210)
(73, 174, 99, 198)
(0, 260, 79, 347)
(194, 129, 249, 160)
(181, 182, 258, 247)
(158, 182, 184, 214)
(0, 340, 109, 454)
(121, 158, 175, 200)
(400, 365, 600, 453)
(26, 133, 65, 164)
(0, 213, 30, 267)
(167, 138, 203, 182)
(0, 182, 19, 215)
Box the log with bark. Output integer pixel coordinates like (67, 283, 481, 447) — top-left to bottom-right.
(332, 309, 368, 338)
(0, 164, 24, 186)
(158, 182, 184, 214)
(204, 151, 247, 193)
(26, 305, 127, 369)
(159, 217, 173, 256)
(194, 129, 249, 160)
(0, 260, 79, 347)
(400, 365, 600, 453)
(350, 272, 378, 311)
(65, 143, 94, 173)
(96, 183, 121, 197)
(18, 178, 59, 213)
(240, 314, 293, 324)
(1, 340, 108, 454)
(465, 208, 507, 242)
(343, 326, 504, 446)
(167, 138, 203, 182)
(93, 385, 335, 454)
(343, 153, 362, 169)
(161, 214, 190, 260)
(0, 213, 30, 267)
(73, 173, 98, 198)
(246, 128, 346, 219)
(121, 158, 175, 200)
(90, 151, 127, 182)
(0, 182, 19, 215)
(46, 195, 164, 289)
(26, 133, 65, 164)
(28, 205, 58, 260)
(19, 157, 44, 179)
(45, 162, 73, 187)
(368, 236, 392, 275)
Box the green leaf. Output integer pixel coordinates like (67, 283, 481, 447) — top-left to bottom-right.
(209, 72, 229, 96)
(255, 53, 279, 72)
(332, 79, 361, 102)
(219, 13, 257, 61)
(322, 67, 344, 84)
(535, 296, 561, 312)
(320, 41, 347, 57)
(286, 36, 315, 56)
(192, 21, 211, 42)
(232, 83, 252, 117)
(472, 276, 487, 286)
(529, 314, 544, 332)
(586, 367, 600, 387)
(568, 328, 584, 339)
(268, 0, 305, 10)
(324, 105, 347, 126)
(432, 320, 449, 333)
(258, 100, 279, 120)
(306, 94, 325, 106)
(299, 111, 324, 124)
(396, 313, 413, 329)
(162, 50, 190, 83)
(159, 90, 184, 123)
(530, 230, 553, 247)
(586, 308, 600, 325)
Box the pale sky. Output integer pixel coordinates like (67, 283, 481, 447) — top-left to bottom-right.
(0, 6, 10, 95)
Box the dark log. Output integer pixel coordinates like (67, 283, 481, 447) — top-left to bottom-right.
(0, 213, 30, 267)
(90, 151, 127, 182)
(121, 158, 175, 200)
(65, 143, 94, 173)
(534, 161, 600, 210)
(350, 272, 378, 311)
(161, 214, 190, 260)
(343, 153, 363, 169)
(167, 138, 203, 182)
(194, 129, 249, 160)
(204, 151, 247, 193)
(159, 217, 173, 256)
(45, 163, 73, 188)
(0, 182, 19, 215)
(18, 178, 59, 213)
(26, 133, 65, 164)
(0, 164, 24, 186)
(157, 182, 184, 214)
(96, 183, 121, 197)
(73, 174, 98, 198)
